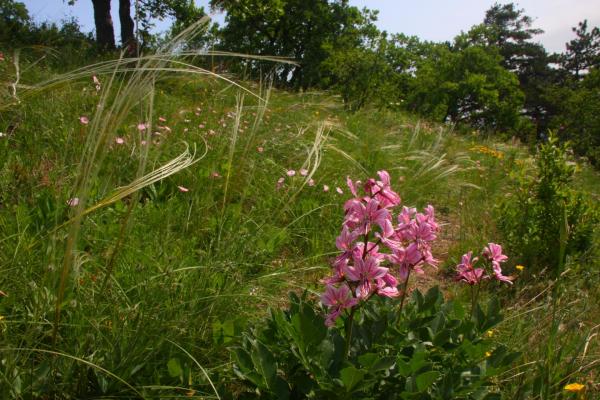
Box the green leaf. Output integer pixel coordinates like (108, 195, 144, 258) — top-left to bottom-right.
(167, 358, 182, 378)
(340, 366, 366, 392)
(416, 371, 440, 391)
(358, 353, 396, 372)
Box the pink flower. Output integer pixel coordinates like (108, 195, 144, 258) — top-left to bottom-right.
(158, 116, 167, 122)
(257, 146, 264, 153)
(300, 168, 308, 176)
(483, 243, 508, 264)
(67, 197, 80, 207)
(276, 177, 285, 189)
(389, 242, 424, 280)
(321, 284, 358, 327)
(344, 255, 389, 299)
(137, 123, 147, 131)
(308, 179, 315, 186)
(323, 185, 329, 192)
(364, 170, 401, 208)
(455, 252, 486, 285)
(345, 198, 394, 238)
(336, 187, 343, 195)
(492, 261, 513, 284)
(211, 171, 221, 178)
(79, 116, 89, 125)
(198, 124, 205, 129)
(177, 185, 189, 192)
(114, 137, 124, 144)
(92, 75, 101, 91)
(286, 170, 296, 177)
(141, 140, 148, 145)
(483, 243, 512, 284)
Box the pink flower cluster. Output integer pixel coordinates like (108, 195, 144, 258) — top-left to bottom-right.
(455, 243, 512, 285)
(320, 171, 440, 326)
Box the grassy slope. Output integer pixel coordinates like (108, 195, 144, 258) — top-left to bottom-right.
(0, 54, 598, 398)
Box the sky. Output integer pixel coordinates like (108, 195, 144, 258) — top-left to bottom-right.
(20, 0, 600, 53)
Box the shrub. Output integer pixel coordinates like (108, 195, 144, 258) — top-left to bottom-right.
(497, 134, 599, 275)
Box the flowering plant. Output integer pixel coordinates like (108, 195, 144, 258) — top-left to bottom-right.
(231, 171, 519, 399)
(321, 171, 439, 329)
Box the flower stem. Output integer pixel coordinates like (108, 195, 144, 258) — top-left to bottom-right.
(398, 269, 412, 315)
(344, 307, 356, 358)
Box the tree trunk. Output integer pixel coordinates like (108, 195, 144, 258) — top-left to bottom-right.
(119, 0, 137, 55)
(91, 0, 116, 49)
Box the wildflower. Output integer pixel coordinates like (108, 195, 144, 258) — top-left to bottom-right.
(300, 168, 308, 176)
(158, 116, 167, 122)
(564, 383, 585, 392)
(485, 351, 492, 358)
(211, 171, 221, 178)
(198, 124, 205, 129)
(323, 185, 329, 192)
(483, 243, 512, 284)
(321, 284, 358, 327)
(92, 75, 101, 91)
(257, 146, 264, 153)
(67, 198, 80, 207)
(141, 140, 148, 146)
(336, 187, 343, 195)
(456, 252, 486, 285)
(276, 177, 285, 189)
(137, 123, 147, 131)
(486, 330, 494, 337)
(364, 170, 401, 208)
(177, 185, 189, 192)
(516, 265, 525, 271)
(79, 116, 89, 125)
(286, 170, 296, 177)
(308, 178, 315, 187)
(115, 137, 125, 144)
(344, 255, 389, 299)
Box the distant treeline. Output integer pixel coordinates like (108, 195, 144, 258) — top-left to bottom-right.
(2, 0, 599, 165)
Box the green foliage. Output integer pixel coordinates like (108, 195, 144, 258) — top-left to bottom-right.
(409, 43, 524, 131)
(215, 0, 378, 89)
(560, 19, 600, 79)
(550, 68, 600, 166)
(231, 288, 518, 399)
(497, 135, 599, 274)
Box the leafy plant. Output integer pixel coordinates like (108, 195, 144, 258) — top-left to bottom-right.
(232, 289, 517, 399)
(497, 134, 599, 275)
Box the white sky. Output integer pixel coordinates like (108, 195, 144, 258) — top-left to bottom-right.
(20, 0, 600, 53)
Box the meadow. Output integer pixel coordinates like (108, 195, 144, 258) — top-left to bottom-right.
(0, 34, 599, 399)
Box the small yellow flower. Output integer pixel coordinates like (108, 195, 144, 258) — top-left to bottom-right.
(564, 383, 585, 392)
(516, 265, 525, 271)
(486, 330, 494, 338)
(485, 351, 492, 358)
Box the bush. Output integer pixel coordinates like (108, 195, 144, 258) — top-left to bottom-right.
(497, 134, 599, 275)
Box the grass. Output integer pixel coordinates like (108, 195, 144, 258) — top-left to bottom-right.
(0, 38, 599, 398)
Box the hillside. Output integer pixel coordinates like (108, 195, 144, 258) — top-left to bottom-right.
(0, 50, 599, 398)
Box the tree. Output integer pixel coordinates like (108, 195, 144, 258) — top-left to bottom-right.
(561, 20, 600, 79)
(461, 3, 553, 133)
(119, 0, 135, 53)
(481, 2, 544, 74)
(90, 0, 116, 49)
(409, 43, 524, 131)
(214, 0, 378, 89)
